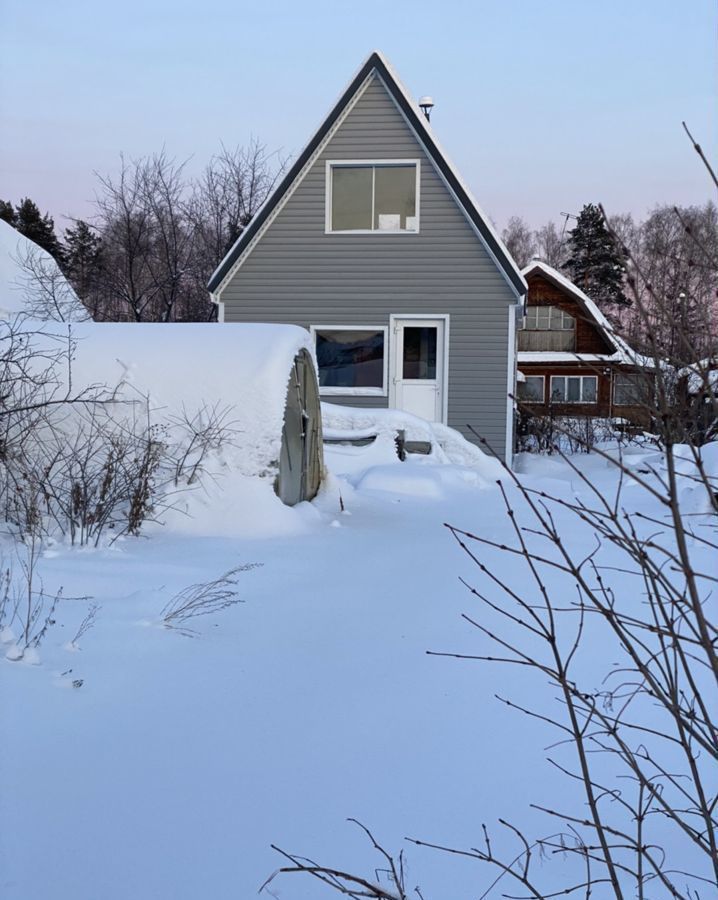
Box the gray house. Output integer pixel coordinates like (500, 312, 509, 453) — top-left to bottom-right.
(208, 51, 526, 463)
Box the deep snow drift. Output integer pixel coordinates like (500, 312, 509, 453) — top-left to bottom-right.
(2, 437, 715, 900)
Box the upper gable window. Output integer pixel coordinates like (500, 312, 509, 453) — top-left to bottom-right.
(519, 305, 576, 351)
(327, 161, 420, 233)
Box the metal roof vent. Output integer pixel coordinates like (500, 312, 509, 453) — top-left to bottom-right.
(418, 96, 434, 122)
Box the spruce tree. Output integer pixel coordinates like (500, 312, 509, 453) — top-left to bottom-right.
(564, 203, 630, 308)
(14, 198, 64, 263)
(63, 220, 103, 301)
(0, 200, 16, 226)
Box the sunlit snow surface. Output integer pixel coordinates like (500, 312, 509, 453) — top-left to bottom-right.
(1, 438, 715, 899)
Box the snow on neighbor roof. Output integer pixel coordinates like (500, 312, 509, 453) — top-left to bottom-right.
(0, 219, 87, 321)
(208, 50, 527, 299)
(680, 358, 718, 395)
(521, 260, 653, 368)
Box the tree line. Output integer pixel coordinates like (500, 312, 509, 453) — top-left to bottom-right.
(2, 152, 715, 362)
(1, 141, 282, 322)
(502, 201, 717, 362)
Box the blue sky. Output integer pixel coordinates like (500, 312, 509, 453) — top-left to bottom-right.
(1, 0, 715, 232)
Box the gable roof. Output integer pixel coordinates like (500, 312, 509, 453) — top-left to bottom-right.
(520, 260, 652, 367)
(208, 51, 527, 298)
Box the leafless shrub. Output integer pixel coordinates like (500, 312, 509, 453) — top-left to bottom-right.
(160, 565, 260, 635)
(68, 601, 100, 649)
(516, 411, 635, 454)
(262, 820, 413, 900)
(168, 401, 238, 487)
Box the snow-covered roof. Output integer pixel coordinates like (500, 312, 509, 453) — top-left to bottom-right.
(520, 260, 652, 368)
(208, 51, 527, 300)
(0, 219, 87, 321)
(680, 358, 718, 395)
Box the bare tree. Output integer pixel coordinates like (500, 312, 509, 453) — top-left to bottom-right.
(91, 152, 201, 321)
(186, 140, 284, 306)
(83, 142, 283, 321)
(534, 220, 564, 268)
(502, 216, 537, 269)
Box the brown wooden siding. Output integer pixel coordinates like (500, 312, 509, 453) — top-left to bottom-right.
(525, 273, 614, 354)
(518, 363, 652, 426)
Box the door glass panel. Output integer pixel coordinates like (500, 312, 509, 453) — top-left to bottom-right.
(403, 327, 437, 379)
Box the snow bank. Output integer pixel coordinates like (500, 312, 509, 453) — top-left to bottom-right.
(0, 219, 86, 321)
(16, 320, 318, 537)
(67, 321, 314, 478)
(322, 403, 504, 475)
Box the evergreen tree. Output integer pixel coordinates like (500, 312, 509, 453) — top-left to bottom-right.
(63, 220, 103, 306)
(13, 198, 64, 262)
(564, 203, 630, 308)
(0, 200, 16, 226)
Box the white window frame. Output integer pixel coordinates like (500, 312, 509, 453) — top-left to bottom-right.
(518, 375, 545, 403)
(310, 324, 389, 397)
(550, 375, 598, 404)
(325, 159, 421, 234)
(522, 305, 575, 331)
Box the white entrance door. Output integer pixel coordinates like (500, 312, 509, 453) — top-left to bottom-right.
(391, 318, 446, 422)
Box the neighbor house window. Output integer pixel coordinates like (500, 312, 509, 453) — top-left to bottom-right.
(312, 327, 388, 395)
(613, 372, 651, 405)
(518, 305, 576, 351)
(517, 375, 545, 403)
(550, 375, 598, 403)
(327, 161, 419, 232)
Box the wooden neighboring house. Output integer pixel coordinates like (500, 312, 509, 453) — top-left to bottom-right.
(208, 51, 527, 463)
(516, 261, 653, 426)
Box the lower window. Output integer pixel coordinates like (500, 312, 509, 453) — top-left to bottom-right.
(517, 375, 545, 403)
(550, 375, 598, 404)
(312, 327, 387, 395)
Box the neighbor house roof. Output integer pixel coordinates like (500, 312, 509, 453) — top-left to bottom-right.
(519, 260, 652, 367)
(208, 50, 527, 299)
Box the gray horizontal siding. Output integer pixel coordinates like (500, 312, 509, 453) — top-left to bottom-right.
(220, 73, 516, 458)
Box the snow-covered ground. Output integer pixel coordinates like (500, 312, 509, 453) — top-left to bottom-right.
(1, 432, 715, 899)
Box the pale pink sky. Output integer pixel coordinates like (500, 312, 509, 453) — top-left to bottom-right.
(1, 0, 716, 233)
